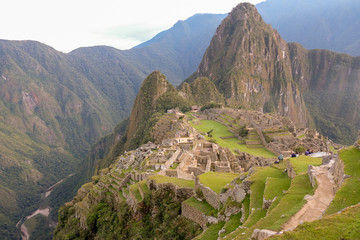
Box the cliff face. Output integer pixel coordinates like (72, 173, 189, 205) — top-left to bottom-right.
(289, 43, 360, 144)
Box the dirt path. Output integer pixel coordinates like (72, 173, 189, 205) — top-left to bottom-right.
(282, 166, 336, 231)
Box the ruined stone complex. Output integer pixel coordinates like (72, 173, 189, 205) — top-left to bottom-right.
(61, 108, 353, 240)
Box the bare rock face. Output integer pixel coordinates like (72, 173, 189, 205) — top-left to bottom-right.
(354, 131, 360, 150)
(251, 229, 277, 240)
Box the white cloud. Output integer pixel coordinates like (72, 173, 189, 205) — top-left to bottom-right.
(0, 0, 264, 52)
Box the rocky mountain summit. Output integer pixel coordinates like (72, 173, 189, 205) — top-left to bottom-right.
(186, 3, 360, 144)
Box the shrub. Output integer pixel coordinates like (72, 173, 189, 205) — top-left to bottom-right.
(238, 125, 249, 138)
(200, 102, 222, 111)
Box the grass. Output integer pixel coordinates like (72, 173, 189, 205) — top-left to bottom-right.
(194, 222, 225, 240)
(138, 180, 151, 195)
(198, 172, 239, 194)
(220, 212, 242, 237)
(248, 167, 288, 210)
(148, 175, 195, 188)
(184, 197, 217, 216)
(225, 173, 315, 240)
(263, 177, 291, 200)
(289, 155, 322, 174)
(270, 204, 360, 240)
(129, 184, 142, 201)
(242, 195, 250, 222)
(191, 120, 276, 158)
(241, 167, 287, 228)
(325, 147, 360, 215)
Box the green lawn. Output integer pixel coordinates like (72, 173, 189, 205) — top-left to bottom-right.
(195, 222, 225, 240)
(270, 204, 360, 240)
(220, 212, 243, 237)
(242, 167, 287, 228)
(248, 167, 288, 210)
(224, 173, 315, 240)
(289, 156, 322, 174)
(325, 147, 360, 215)
(148, 175, 195, 188)
(198, 172, 239, 194)
(183, 197, 217, 216)
(263, 177, 291, 200)
(192, 120, 276, 158)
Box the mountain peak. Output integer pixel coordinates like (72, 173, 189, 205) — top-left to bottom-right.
(195, 2, 309, 126)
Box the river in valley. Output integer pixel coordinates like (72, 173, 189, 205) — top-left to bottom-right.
(17, 173, 74, 240)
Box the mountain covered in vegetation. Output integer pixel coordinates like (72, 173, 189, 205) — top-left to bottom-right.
(0, 13, 225, 239)
(257, 0, 360, 56)
(187, 3, 360, 145)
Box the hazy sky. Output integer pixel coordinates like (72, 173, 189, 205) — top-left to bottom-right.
(1, 0, 264, 52)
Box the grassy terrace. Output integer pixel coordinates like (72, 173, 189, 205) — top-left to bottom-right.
(263, 177, 291, 201)
(183, 197, 217, 216)
(270, 204, 360, 240)
(138, 180, 151, 195)
(325, 147, 360, 215)
(220, 212, 242, 237)
(191, 119, 276, 158)
(148, 175, 195, 188)
(289, 155, 322, 174)
(198, 172, 239, 194)
(129, 183, 142, 201)
(223, 161, 315, 240)
(243, 166, 288, 228)
(194, 222, 225, 240)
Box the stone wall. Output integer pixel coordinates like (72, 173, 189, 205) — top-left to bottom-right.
(188, 166, 205, 176)
(195, 178, 220, 209)
(181, 201, 208, 228)
(118, 173, 130, 188)
(165, 169, 178, 177)
(146, 178, 195, 201)
(307, 165, 317, 188)
(326, 155, 345, 190)
(287, 161, 296, 179)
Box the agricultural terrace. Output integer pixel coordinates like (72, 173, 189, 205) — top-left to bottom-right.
(198, 172, 239, 194)
(223, 161, 315, 239)
(325, 147, 360, 215)
(289, 156, 322, 174)
(183, 197, 217, 216)
(191, 119, 276, 158)
(148, 175, 195, 188)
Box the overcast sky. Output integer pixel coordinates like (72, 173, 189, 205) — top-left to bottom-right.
(1, 0, 264, 53)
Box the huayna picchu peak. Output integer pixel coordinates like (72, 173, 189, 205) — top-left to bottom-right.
(187, 3, 360, 145)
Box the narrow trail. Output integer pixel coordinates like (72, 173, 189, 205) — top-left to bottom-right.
(282, 165, 336, 231)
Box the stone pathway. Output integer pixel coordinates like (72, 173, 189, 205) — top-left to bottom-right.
(282, 165, 336, 231)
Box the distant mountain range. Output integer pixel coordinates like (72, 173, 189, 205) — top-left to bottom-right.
(257, 0, 360, 56)
(0, 13, 225, 239)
